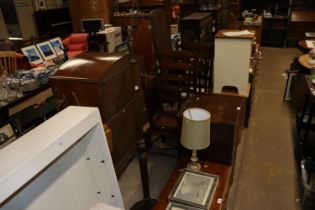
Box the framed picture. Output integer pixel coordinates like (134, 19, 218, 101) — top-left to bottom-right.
(36, 41, 57, 61)
(21, 45, 43, 65)
(167, 202, 203, 210)
(50, 37, 64, 56)
(169, 169, 219, 209)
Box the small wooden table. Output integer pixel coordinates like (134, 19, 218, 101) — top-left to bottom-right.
(298, 40, 314, 53)
(153, 160, 231, 210)
(298, 54, 315, 69)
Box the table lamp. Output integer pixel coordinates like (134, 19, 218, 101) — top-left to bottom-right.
(181, 108, 210, 171)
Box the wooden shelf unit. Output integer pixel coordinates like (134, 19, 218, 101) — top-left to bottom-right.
(262, 16, 289, 47)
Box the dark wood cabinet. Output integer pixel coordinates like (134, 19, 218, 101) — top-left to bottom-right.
(227, 0, 240, 21)
(287, 10, 315, 46)
(262, 16, 289, 47)
(50, 52, 146, 177)
(180, 12, 214, 43)
(241, 0, 291, 47)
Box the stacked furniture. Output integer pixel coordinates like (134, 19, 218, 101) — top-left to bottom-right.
(50, 52, 146, 177)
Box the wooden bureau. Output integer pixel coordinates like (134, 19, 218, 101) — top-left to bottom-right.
(50, 52, 146, 177)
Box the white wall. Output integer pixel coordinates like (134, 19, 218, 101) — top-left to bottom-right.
(14, 0, 37, 39)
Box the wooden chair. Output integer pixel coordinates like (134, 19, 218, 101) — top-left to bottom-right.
(143, 9, 211, 153)
(0, 51, 17, 76)
(143, 66, 185, 151)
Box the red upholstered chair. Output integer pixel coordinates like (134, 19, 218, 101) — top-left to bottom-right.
(62, 33, 88, 58)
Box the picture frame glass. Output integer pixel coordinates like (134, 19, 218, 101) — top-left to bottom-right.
(169, 169, 219, 209)
(50, 37, 64, 56)
(21, 45, 43, 65)
(167, 202, 203, 210)
(36, 41, 57, 61)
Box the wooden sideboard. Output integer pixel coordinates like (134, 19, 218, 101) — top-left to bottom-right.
(287, 11, 315, 47)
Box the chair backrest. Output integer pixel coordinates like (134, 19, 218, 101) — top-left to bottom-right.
(62, 33, 88, 52)
(0, 51, 17, 75)
(149, 9, 172, 56)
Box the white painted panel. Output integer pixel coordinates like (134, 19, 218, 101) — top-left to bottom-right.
(14, 0, 37, 39)
(0, 106, 124, 210)
(213, 37, 252, 95)
(0, 10, 9, 40)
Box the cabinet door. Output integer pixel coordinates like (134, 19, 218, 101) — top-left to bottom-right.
(107, 100, 139, 177)
(99, 58, 143, 122)
(51, 80, 100, 109)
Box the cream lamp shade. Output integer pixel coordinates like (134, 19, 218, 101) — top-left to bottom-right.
(181, 108, 211, 150)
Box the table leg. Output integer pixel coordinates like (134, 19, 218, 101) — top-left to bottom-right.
(304, 100, 315, 141)
(130, 138, 156, 210)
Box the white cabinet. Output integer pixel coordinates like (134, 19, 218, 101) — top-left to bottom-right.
(213, 30, 254, 96)
(0, 106, 124, 210)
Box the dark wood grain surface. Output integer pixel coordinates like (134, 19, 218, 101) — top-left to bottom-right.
(153, 159, 232, 210)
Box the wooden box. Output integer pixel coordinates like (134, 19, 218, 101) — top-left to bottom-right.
(180, 12, 213, 43)
(50, 52, 146, 177)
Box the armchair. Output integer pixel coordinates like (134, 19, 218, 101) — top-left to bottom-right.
(62, 33, 88, 58)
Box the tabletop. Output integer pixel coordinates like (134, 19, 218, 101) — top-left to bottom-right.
(298, 54, 315, 69)
(298, 39, 315, 53)
(179, 93, 245, 125)
(153, 159, 232, 210)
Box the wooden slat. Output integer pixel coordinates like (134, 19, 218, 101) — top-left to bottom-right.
(0, 51, 17, 75)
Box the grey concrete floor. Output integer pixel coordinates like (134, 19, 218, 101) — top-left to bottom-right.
(227, 47, 302, 210)
(118, 47, 303, 210)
